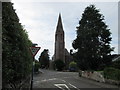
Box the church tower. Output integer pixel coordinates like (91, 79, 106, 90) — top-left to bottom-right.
(54, 13, 65, 62)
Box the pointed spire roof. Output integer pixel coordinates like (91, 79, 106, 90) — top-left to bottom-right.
(56, 13, 63, 32)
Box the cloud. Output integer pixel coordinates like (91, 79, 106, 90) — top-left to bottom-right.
(12, 1, 119, 59)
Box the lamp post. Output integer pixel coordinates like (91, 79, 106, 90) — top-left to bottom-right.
(30, 43, 40, 90)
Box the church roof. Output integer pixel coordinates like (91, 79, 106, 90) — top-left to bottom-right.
(112, 55, 120, 62)
(56, 13, 64, 33)
(65, 48, 70, 56)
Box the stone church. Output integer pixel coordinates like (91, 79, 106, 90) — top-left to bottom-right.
(50, 14, 72, 70)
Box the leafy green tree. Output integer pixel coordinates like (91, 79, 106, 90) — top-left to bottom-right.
(54, 59, 65, 71)
(69, 61, 77, 71)
(72, 5, 114, 70)
(2, 2, 32, 88)
(39, 49, 50, 69)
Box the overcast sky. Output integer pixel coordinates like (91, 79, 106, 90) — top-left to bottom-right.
(12, 0, 119, 60)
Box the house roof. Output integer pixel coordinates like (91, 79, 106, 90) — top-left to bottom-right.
(112, 55, 120, 62)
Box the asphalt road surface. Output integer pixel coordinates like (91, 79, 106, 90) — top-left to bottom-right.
(33, 69, 119, 90)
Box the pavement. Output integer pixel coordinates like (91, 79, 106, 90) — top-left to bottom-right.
(33, 69, 119, 90)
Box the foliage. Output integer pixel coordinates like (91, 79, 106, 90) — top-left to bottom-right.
(39, 49, 50, 69)
(110, 57, 120, 69)
(111, 61, 120, 69)
(69, 61, 77, 71)
(34, 60, 40, 72)
(72, 5, 114, 70)
(104, 67, 120, 81)
(54, 59, 65, 71)
(2, 2, 32, 88)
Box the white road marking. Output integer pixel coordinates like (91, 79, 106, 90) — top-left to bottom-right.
(40, 78, 57, 82)
(61, 80, 66, 83)
(35, 78, 67, 83)
(57, 72, 64, 73)
(41, 79, 47, 82)
(54, 84, 70, 90)
(35, 77, 80, 90)
(69, 83, 80, 90)
(48, 78, 57, 81)
(63, 77, 71, 78)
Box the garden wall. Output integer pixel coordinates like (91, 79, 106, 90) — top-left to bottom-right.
(79, 70, 120, 85)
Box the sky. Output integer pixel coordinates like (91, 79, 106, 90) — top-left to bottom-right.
(12, 0, 119, 60)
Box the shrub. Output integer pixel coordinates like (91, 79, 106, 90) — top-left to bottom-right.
(69, 61, 77, 71)
(110, 60, 120, 69)
(54, 59, 65, 71)
(104, 67, 120, 81)
(34, 62, 40, 72)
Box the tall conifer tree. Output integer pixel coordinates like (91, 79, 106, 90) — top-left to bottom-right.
(72, 5, 114, 70)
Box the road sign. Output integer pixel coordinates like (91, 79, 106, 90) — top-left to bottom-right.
(30, 47, 41, 57)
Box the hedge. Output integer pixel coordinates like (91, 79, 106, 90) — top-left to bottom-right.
(104, 67, 120, 81)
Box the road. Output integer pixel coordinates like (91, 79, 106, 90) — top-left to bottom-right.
(33, 69, 119, 90)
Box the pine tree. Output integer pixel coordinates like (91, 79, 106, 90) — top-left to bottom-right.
(72, 5, 114, 70)
(2, 2, 32, 88)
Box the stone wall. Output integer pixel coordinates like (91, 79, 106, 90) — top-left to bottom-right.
(79, 70, 120, 85)
(80, 71, 105, 82)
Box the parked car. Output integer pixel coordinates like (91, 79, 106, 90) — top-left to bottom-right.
(69, 67, 76, 72)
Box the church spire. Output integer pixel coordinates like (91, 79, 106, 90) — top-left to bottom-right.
(54, 13, 65, 63)
(56, 13, 63, 32)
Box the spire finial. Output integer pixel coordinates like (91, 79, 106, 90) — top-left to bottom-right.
(59, 12, 61, 16)
(56, 13, 63, 33)
(58, 13, 61, 22)
(57, 13, 62, 26)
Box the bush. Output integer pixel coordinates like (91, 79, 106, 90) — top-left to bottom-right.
(104, 67, 120, 81)
(69, 61, 77, 72)
(110, 60, 120, 69)
(54, 59, 65, 71)
(34, 62, 40, 72)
